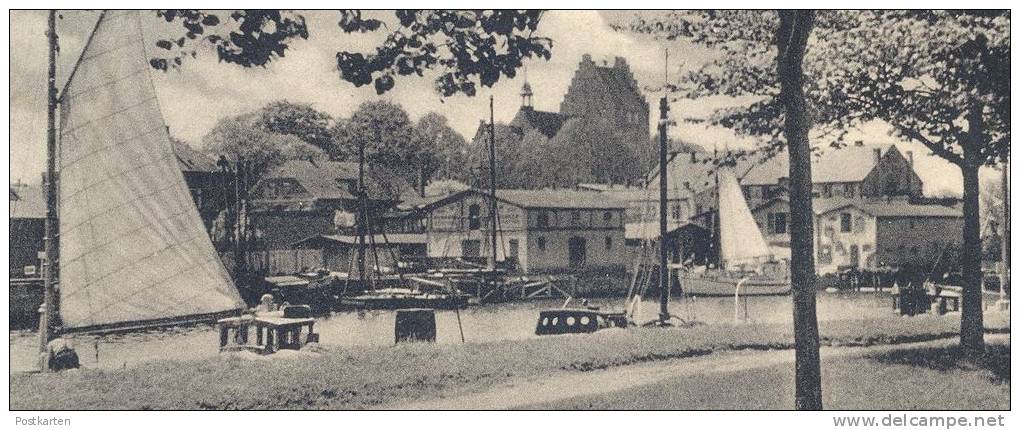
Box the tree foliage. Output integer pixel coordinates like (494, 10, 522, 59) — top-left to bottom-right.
(151, 10, 552, 96)
(256, 100, 335, 151)
(201, 112, 326, 183)
(466, 124, 528, 189)
(415, 112, 470, 184)
(815, 11, 1009, 166)
(330, 100, 422, 187)
(467, 117, 646, 190)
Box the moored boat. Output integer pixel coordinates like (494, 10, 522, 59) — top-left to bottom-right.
(679, 269, 791, 296)
(678, 166, 790, 297)
(535, 308, 627, 335)
(339, 288, 469, 310)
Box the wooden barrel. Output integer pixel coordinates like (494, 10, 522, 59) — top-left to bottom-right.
(395, 308, 437, 343)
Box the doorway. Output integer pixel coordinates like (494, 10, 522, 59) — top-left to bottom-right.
(462, 240, 481, 258)
(568, 237, 586, 268)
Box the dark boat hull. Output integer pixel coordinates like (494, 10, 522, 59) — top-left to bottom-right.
(680, 273, 791, 296)
(535, 308, 628, 335)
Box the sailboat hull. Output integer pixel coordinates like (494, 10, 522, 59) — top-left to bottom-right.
(58, 309, 242, 335)
(680, 273, 791, 296)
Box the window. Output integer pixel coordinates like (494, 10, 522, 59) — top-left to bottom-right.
(508, 239, 519, 257)
(605, 236, 613, 250)
(671, 203, 683, 221)
(571, 211, 581, 226)
(771, 212, 788, 234)
(840, 213, 852, 232)
(537, 237, 547, 252)
(603, 211, 612, 223)
(818, 245, 832, 264)
(468, 204, 481, 230)
(536, 211, 549, 228)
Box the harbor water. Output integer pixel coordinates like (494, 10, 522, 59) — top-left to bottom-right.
(9, 292, 895, 373)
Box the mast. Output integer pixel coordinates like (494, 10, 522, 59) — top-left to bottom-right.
(657, 96, 670, 323)
(39, 9, 58, 369)
(488, 96, 498, 272)
(1000, 157, 1010, 307)
(712, 145, 720, 268)
(357, 134, 368, 285)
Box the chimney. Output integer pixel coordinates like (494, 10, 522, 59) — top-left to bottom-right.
(581, 54, 593, 65)
(873, 148, 882, 164)
(854, 140, 864, 147)
(906, 151, 914, 167)
(614, 56, 628, 71)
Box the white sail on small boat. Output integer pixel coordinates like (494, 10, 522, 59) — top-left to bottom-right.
(56, 10, 244, 332)
(679, 166, 791, 296)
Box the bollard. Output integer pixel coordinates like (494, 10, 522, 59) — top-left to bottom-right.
(47, 337, 80, 371)
(395, 308, 437, 343)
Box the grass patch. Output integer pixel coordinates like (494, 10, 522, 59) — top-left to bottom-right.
(528, 340, 1010, 410)
(869, 343, 1010, 385)
(10, 312, 1009, 410)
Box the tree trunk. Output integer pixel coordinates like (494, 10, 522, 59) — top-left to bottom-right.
(777, 10, 822, 410)
(960, 144, 985, 354)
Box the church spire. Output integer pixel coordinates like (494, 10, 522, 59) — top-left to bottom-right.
(520, 65, 533, 108)
(520, 81, 533, 108)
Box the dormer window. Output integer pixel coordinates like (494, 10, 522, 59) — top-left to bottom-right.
(468, 204, 481, 230)
(536, 211, 550, 228)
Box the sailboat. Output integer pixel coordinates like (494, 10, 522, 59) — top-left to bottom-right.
(42, 10, 245, 339)
(678, 166, 791, 296)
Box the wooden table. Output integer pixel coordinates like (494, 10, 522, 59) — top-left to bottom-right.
(218, 314, 316, 353)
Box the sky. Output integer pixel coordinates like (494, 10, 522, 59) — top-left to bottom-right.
(7, 10, 989, 195)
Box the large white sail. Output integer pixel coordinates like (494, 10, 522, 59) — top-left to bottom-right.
(58, 11, 243, 330)
(716, 167, 771, 267)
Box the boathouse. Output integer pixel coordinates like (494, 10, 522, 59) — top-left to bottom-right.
(247, 159, 410, 275)
(415, 188, 627, 273)
(288, 233, 427, 277)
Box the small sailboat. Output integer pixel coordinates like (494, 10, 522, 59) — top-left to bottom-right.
(678, 166, 791, 296)
(44, 10, 245, 336)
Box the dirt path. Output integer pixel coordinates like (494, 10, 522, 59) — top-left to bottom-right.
(392, 334, 1009, 410)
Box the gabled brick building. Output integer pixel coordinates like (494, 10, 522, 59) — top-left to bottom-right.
(472, 53, 649, 153)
